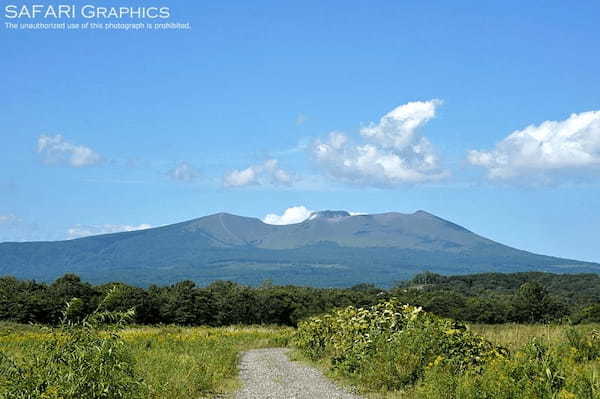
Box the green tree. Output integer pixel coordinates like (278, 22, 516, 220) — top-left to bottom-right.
(512, 282, 567, 322)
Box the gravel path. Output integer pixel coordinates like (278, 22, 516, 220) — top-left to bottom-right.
(234, 348, 362, 399)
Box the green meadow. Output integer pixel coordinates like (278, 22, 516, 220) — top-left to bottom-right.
(0, 322, 293, 399)
(3, 319, 600, 398)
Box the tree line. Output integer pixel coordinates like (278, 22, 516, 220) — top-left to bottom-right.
(2, 271, 600, 326)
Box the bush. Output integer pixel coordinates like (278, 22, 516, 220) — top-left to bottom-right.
(295, 299, 507, 390)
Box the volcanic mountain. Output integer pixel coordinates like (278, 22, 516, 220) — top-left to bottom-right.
(0, 210, 597, 287)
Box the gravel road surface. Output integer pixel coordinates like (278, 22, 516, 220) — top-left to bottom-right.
(234, 348, 362, 399)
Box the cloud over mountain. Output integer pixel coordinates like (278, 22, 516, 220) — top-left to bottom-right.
(263, 205, 313, 225)
(262, 206, 365, 225)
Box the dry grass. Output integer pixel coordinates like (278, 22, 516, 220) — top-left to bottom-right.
(471, 323, 600, 352)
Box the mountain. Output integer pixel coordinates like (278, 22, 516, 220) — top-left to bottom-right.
(0, 210, 598, 287)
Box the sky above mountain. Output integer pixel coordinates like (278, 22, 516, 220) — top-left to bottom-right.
(1, 1, 600, 262)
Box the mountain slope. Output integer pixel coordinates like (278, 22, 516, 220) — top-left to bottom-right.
(0, 210, 598, 287)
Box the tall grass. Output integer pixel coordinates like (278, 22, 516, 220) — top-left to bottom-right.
(0, 287, 293, 398)
(472, 323, 600, 351)
(0, 291, 146, 399)
(0, 323, 293, 399)
(123, 325, 293, 398)
(4, 312, 600, 398)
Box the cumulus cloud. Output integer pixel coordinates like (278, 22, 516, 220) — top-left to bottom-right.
(37, 134, 102, 167)
(224, 167, 257, 187)
(468, 110, 600, 180)
(263, 206, 313, 225)
(262, 206, 365, 225)
(223, 159, 294, 188)
(360, 100, 441, 148)
(67, 223, 152, 239)
(167, 161, 200, 182)
(312, 100, 448, 186)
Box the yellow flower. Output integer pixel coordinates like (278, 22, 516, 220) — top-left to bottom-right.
(433, 355, 445, 366)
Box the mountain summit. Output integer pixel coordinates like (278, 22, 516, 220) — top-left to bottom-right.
(0, 210, 598, 287)
(307, 210, 351, 221)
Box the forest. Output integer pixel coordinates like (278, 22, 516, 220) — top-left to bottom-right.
(2, 271, 600, 326)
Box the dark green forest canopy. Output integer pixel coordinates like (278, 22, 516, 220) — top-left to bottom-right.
(403, 271, 600, 300)
(2, 271, 600, 326)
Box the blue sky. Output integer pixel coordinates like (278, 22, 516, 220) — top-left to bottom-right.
(1, 0, 600, 262)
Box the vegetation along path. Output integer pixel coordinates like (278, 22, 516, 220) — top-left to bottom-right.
(234, 348, 362, 399)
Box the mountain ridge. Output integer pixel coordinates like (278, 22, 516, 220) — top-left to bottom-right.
(0, 210, 598, 287)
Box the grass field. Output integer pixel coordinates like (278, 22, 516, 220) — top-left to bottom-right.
(0, 322, 293, 398)
(3, 320, 600, 398)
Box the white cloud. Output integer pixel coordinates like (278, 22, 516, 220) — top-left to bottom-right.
(468, 110, 600, 180)
(360, 99, 441, 149)
(37, 134, 102, 167)
(263, 206, 313, 225)
(67, 223, 152, 239)
(223, 159, 294, 188)
(312, 100, 448, 186)
(224, 167, 257, 187)
(262, 206, 366, 225)
(167, 161, 200, 182)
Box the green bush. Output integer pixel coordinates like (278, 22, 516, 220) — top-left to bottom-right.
(295, 299, 507, 390)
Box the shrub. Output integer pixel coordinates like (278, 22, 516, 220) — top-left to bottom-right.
(295, 299, 507, 390)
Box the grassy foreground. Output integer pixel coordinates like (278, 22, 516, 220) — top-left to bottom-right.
(0, 322, 293, 398)
(3, 318, 600, 398)
(364, 323, 600, 398)
(294, 301, 600, 399)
